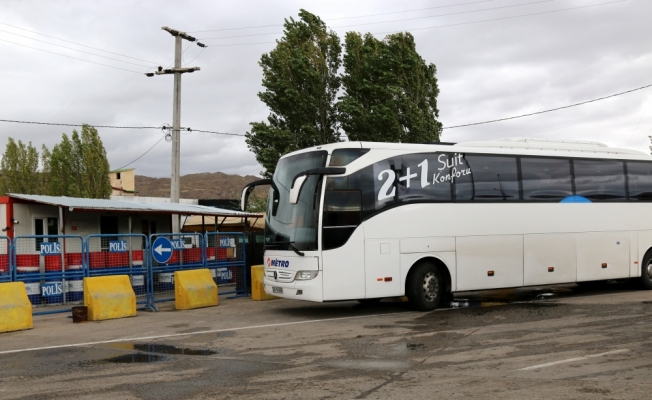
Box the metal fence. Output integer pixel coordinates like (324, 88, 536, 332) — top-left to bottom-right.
(0, 236, 11, 284)
(13, 235, 85, 315)
(205, 232, 247, 297)
(2, 231, 251, 315)
(86, 234, 152, 309)
(150, 232, 205, 305)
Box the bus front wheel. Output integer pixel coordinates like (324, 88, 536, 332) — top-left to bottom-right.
(406, 262, 444, 311)
(641, 254, 652, 290)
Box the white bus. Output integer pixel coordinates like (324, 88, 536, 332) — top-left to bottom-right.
(241, 137, 652, 310)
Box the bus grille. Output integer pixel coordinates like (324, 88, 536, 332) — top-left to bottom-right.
(265, 269, 295, 283)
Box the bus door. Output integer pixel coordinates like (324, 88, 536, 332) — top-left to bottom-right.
(321, 189, 366, 300)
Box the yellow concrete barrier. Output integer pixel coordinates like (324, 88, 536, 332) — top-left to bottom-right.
(175, 269, 218, 310)
(0, 282, 33, 333)
(84, 275, 136, 321)
(251, 265, 277, 301)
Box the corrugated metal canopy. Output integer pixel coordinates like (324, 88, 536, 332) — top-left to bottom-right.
(9, 194, 262, 218)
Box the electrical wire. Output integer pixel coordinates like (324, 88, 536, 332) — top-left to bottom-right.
(0, 21, 164, 65)
(195, 0, 626, 46)
(373, 0, 626, 36)
(189, 129, 245, 136)
(443, 83, 652, 129)
(188, 0, 495, 32)
(625, 96, 651, 147)
(113, 134, 168, 170)
(0, 29, 151, 68)
(184, 47, 206, 65)
(0, 38, 144, 74)
(0, 119, 160, 129)
(2, 83, 650, 134)
(199, 0, 554, 40)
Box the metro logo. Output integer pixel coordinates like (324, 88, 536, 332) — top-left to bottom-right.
(266, 258, 289, 268)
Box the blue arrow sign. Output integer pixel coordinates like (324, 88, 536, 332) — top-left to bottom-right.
(151, 237, 173, 264)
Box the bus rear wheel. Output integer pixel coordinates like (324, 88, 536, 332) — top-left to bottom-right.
(406, 262, 443, 311)
(641, 254, 652, 290)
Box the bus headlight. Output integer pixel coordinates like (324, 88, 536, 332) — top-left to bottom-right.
(295, 271, 319, 280)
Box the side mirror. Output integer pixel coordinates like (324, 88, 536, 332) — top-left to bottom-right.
(240, 186, 254, 212)
(240, 179, 276, 211)
(289, 167, 347, 205)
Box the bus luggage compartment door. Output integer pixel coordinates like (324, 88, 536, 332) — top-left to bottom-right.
(364, 239, 401, 298)
(456, 235, 524, 291)
(576, 232, 630, 281)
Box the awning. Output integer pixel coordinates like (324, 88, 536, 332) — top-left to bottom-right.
(9, 194, 262, 218)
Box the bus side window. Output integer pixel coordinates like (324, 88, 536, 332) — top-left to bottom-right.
(521, 157, 573, 201)
(627, 161, 652, 201)
(574, 160, 626, 201)
(455, 155, 520, 201)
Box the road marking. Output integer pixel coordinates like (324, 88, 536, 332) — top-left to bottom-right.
(0, 311, 413, 355)
(518, 349, 629, 371)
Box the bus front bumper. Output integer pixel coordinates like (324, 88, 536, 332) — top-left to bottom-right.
(263, 275, 323, 302)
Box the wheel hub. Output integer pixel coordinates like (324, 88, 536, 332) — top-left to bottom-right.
(647, 262, 652, 278)
(422, 271, 438, 302)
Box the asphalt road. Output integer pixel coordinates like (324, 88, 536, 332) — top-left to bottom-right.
(1, 283, 651, 399)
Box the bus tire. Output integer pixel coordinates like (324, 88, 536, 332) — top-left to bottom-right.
(406, 261, 443, 311)
(641, 253, 652, 290)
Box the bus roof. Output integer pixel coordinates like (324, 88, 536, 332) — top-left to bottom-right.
(281, 137, 651, 161)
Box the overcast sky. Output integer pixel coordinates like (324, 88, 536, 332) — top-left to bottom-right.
(1, 0, 651, 178)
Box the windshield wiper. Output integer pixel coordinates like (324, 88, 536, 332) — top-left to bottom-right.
(267, 241, 305, 256)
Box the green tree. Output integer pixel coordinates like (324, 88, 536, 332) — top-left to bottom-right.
(0, 138, 41, 194)
(246, 9, 342, 178)
(46, 133, 81, 196)
(338, 32, 443, 143)
(44, 125, 111, 198)
(80, 125, 111, 198)
(40, 145, 51, 193)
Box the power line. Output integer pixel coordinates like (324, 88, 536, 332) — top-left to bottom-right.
(0, 29, 151, 68)
(195, 0, 626, 46)
(0, 21, 164, 65)
(113, 134, 168, 170)
(0, 38, 144, 74)
(2, 83, 650, 134)
(373, 0, 626, 36)
(190, 129, 245, 137)
(443, 83, 652, 130)
(189, 0, 496, 33)
(0, 119, 160, 129)
(199, 0, 554, 40)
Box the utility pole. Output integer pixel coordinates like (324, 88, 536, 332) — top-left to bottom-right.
(146, 26, 205, 232)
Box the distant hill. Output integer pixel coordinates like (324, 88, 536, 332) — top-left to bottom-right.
(135, 172, 264, 199)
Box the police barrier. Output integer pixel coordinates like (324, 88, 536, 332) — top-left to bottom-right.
(13, 235, 85, 315)
(85, 234, 152, 309)
(0, 236, 11, 284)
(149, 233, 204, 305)
(205, 232, 248, 297)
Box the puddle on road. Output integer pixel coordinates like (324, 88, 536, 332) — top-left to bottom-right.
(105, 353, 166, 364)
(104, 342, 218, 357)
(132, 344, 217, 356)
(406, 343, 425, 351)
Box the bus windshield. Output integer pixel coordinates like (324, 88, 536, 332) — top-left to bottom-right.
(265, 150, 328, 251)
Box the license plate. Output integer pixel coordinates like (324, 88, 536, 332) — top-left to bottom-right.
(272, 287, 283, 294)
